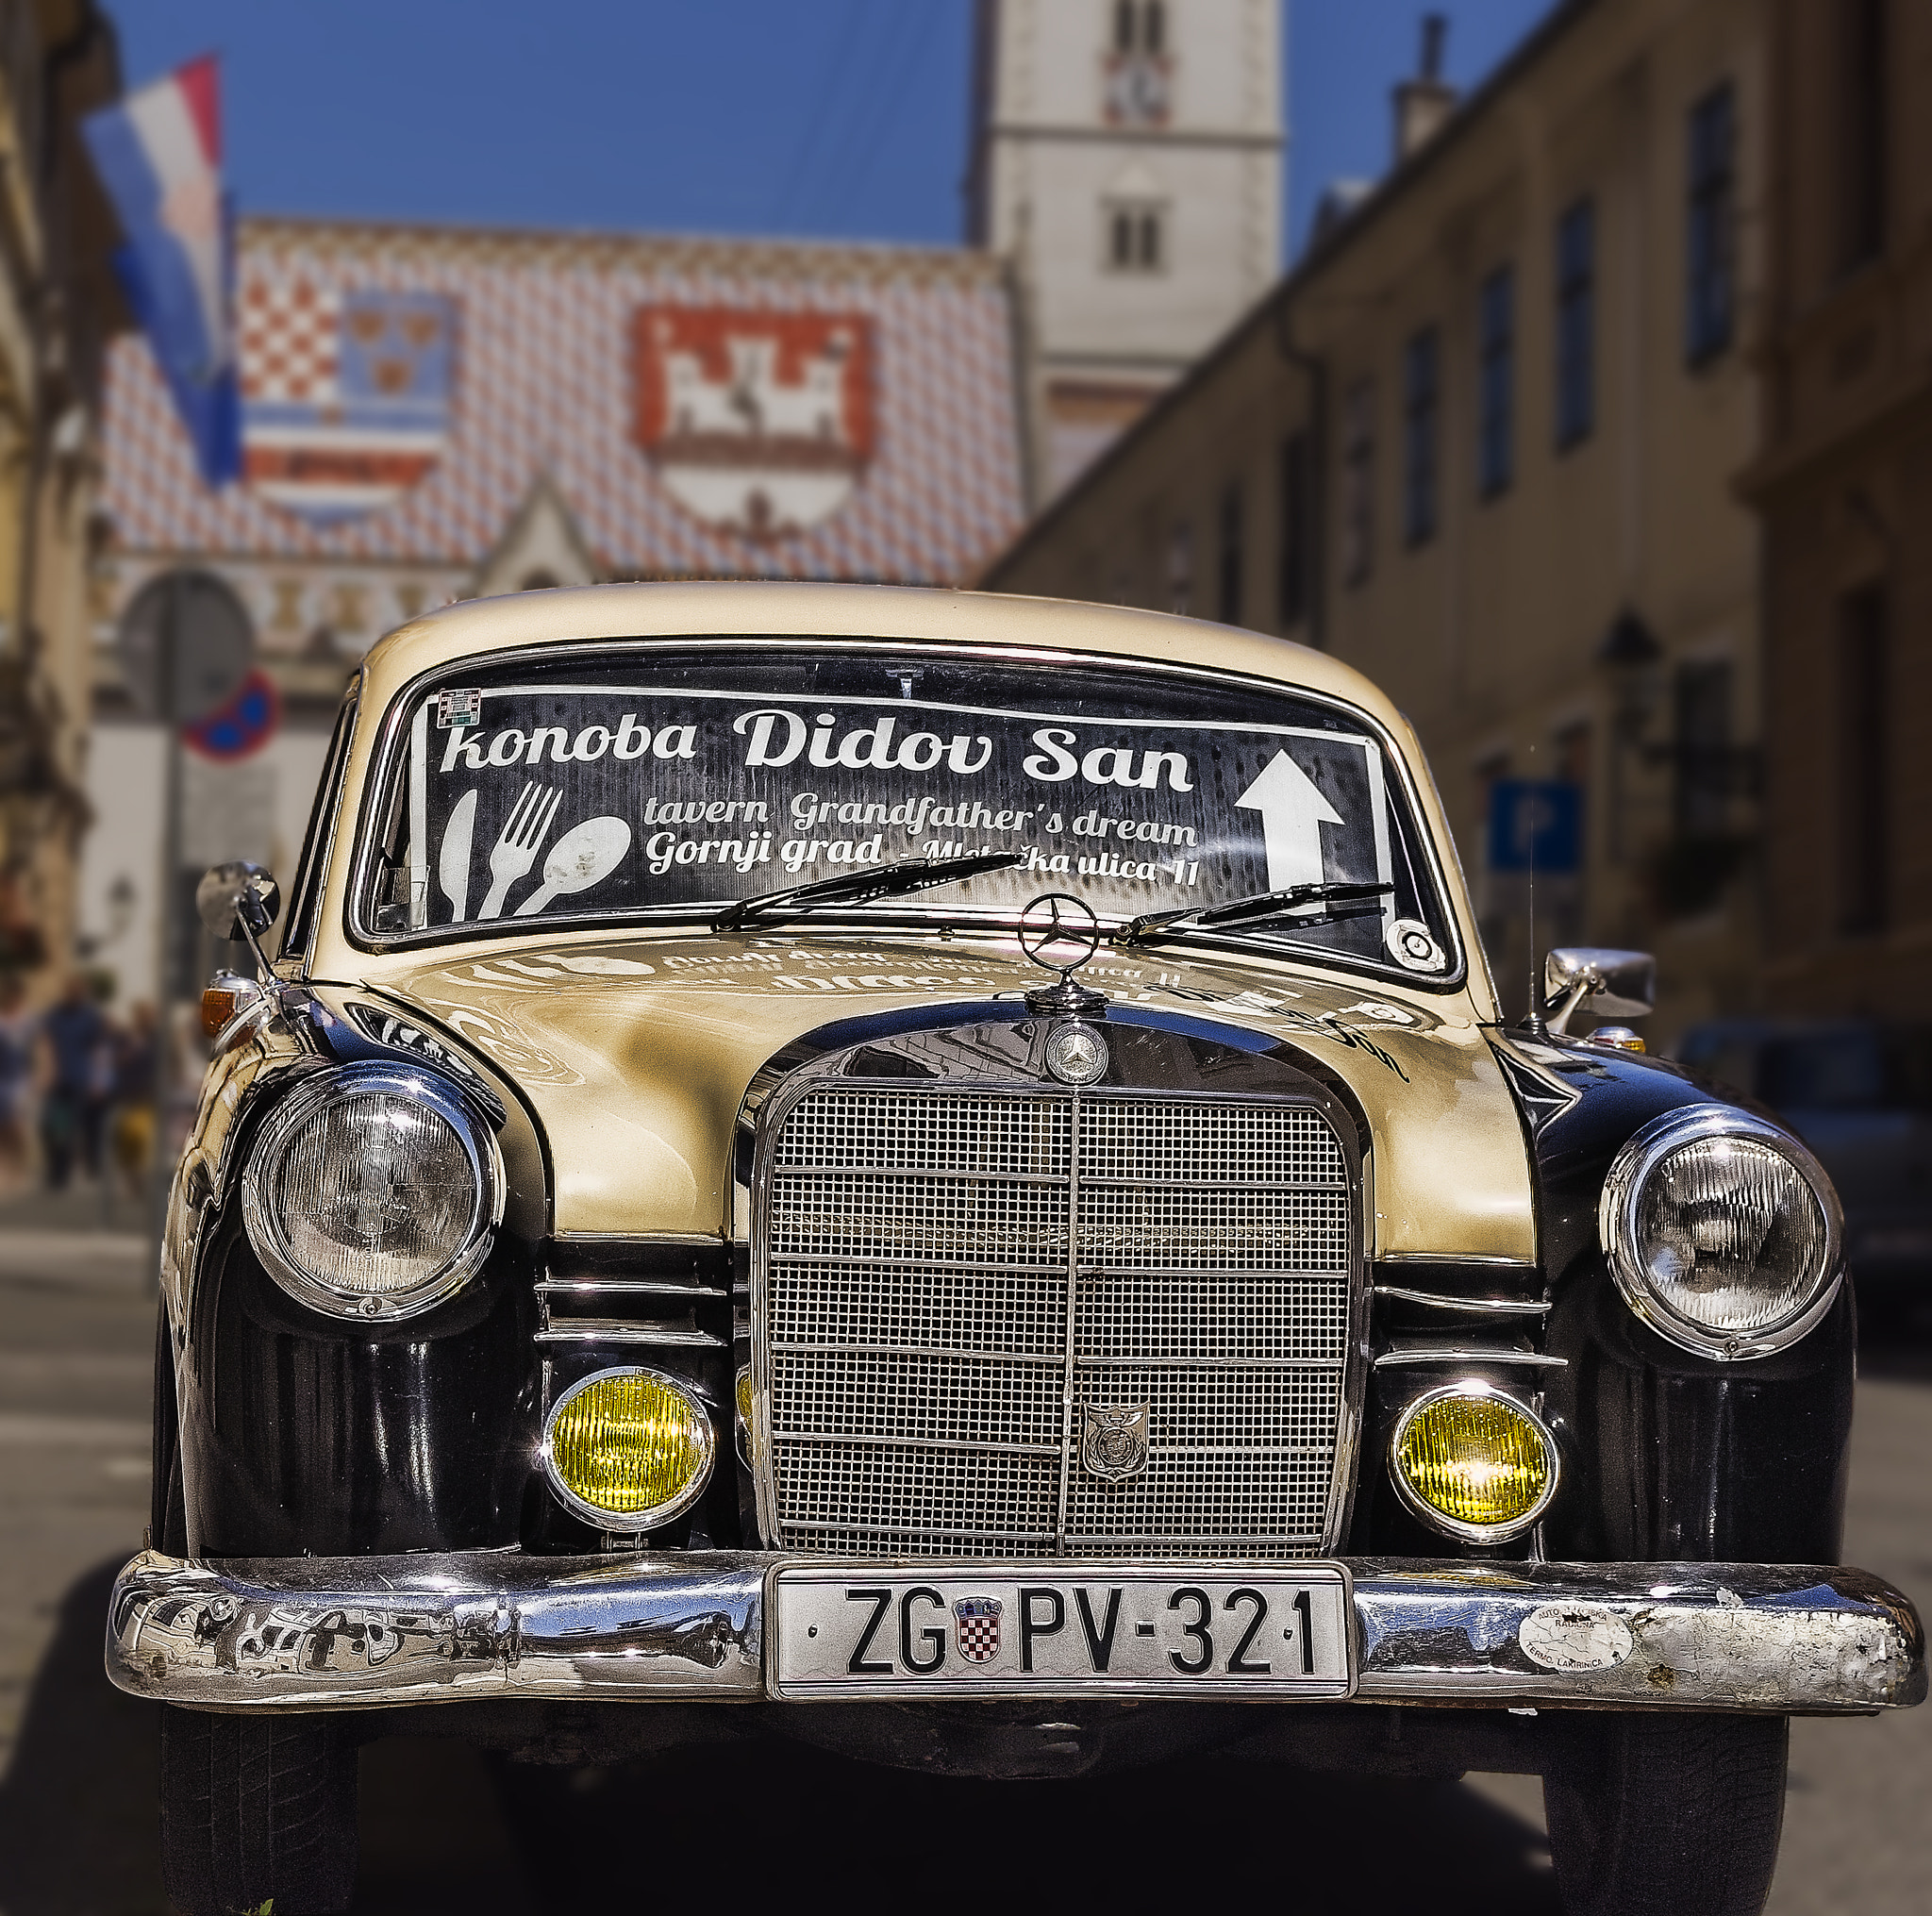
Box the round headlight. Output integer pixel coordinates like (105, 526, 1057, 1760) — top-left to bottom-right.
(543, 1368, 716, 1531)
(1391, 1382, 1558, 1542)
(1599, 1105, 1843, 1359)
(242, 1065, 500, 1320)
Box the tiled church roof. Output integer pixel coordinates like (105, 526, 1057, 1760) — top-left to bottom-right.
(101, 215, 1026, 586)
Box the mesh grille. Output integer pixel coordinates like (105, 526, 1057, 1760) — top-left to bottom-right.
(761, 1085, 1354, 1559)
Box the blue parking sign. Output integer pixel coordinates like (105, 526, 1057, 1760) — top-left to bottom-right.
(1488, 780, 1582, 875)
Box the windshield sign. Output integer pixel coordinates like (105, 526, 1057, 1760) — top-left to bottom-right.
(359, 647, 1458, 982)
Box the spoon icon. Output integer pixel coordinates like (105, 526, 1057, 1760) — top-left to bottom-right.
(512, 815, 631, 916)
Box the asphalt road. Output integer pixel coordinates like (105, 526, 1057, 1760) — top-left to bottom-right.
(0, 1228, 1926, 1914)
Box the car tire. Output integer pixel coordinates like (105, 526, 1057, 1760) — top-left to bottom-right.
(1542, 1711, 1788, 1916)
(159, 1707, 359, 1915)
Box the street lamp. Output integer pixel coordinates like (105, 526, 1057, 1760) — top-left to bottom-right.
(1598, 608, 1663, 859)
(1600, 608, 1664, 737)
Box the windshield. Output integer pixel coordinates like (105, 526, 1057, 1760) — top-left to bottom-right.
(355, 642, 1461, 985)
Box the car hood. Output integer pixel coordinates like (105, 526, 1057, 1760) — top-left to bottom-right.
(363, 929, 1536, 1261)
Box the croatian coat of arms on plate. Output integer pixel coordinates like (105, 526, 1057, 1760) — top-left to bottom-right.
(954, 1596, 1003, 1663)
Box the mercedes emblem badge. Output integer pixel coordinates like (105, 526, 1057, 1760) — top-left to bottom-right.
(1045, 1020, 1108, 1086)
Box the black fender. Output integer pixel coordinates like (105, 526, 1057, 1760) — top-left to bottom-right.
(165, 988, 548, 1556)
(1507, 1037, 1853, 1564)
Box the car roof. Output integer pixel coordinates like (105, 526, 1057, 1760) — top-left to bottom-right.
(361, 581, 1408, 733)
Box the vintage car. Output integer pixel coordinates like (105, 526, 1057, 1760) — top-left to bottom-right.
(110, 583, 1923, 1916)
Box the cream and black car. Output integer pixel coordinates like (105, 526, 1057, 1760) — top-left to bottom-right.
(112, 584, 1924, 1916)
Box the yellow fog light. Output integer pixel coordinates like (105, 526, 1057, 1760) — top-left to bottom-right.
(542, 1368, 716, 1531)
(1391, 1382, 1558, 1542)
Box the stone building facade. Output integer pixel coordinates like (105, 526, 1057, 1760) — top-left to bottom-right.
(1740, 0, 1930, 1019)
(0, 0, 122, 993)
(988, 0, 1774, 1042)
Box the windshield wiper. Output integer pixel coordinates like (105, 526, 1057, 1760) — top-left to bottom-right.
(1118, 880, 1394, 948)
(714, 850, 1024, 932)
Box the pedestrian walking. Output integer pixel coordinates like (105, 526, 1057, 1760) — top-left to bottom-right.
(109, 1000, 158, 1202)
(38, 975, 108, 1190)
(0, 973, 31, 1192)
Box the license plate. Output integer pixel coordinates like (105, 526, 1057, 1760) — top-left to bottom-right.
(767, 1560, 1355, 1700)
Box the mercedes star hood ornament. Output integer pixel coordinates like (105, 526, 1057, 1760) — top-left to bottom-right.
(1019, 892, 1109, 1015)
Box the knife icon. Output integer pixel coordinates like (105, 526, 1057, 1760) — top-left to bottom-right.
(439, 789, 477, 923)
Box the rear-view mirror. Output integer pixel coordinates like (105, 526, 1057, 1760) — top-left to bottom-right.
(1543, 946, 1656, 1031)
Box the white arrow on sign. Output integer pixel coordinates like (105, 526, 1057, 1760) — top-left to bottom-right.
(1236, 749, 1343, 891)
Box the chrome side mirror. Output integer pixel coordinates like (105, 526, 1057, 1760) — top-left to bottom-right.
(197, 860, 281, 979)
(1543, 946, 1656, 1034)
(196, 861, 280, 944)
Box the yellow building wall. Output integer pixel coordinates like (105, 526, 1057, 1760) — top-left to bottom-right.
(990, 0, 1771, 1044)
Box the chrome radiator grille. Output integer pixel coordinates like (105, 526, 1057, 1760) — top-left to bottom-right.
(758, 1084, 1354, 1558)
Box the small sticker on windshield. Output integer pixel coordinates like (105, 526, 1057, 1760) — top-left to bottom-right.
(437, 688, 484, 729)
(1386, 919, 1446, 973)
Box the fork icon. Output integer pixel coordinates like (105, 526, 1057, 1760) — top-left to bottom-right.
(476, 782, 561, 919)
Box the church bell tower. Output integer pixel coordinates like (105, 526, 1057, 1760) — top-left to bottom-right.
(967, 0, 1285, 502)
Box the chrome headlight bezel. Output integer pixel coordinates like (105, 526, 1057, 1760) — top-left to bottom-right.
(541, 1366, 718, 1533)
(1387, 1380, 1561, 1544)
(1598, 1104, 1843, 1361)
(241, 1063, 503, 1322)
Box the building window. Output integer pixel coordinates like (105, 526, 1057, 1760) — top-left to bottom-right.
(1673, 659, 1733, 836)
(1555, 199, 1595, 449)
(1106, 0, 1171, 125)
(1341, 380, 1375, 588)
(1114, 0, 1164, 53)
(1478, 267, 1515, 498)
(1278, 430, 1310, 629)
(1106, 201, 1165, 273)
(1216, 483, 1243, 626)
(1404, 327, 1440, 547)
(1686, 81, 1737, 367)
(1838, 0, 1888, 272)
(1167, 521, 1193, 614)
(1838, 584, 1889, 933)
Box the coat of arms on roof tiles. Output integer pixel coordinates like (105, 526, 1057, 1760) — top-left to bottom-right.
(239, 281, 456, 522)
(632, 307, 874, 540)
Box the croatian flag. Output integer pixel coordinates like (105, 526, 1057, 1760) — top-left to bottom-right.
(82, 58, 240, 487)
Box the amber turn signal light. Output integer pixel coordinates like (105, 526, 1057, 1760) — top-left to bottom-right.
(1588, 1025, 1647, 1054)
(200, 972, 261, 1039)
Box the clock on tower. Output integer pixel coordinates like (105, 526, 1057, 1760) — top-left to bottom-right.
(1104, 0, 1172, 127)
(1105, 50, 1172, 127)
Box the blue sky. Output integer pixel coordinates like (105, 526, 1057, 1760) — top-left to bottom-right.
(112, 0, 1555, 261)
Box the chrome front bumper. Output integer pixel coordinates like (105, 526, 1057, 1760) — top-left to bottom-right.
(106, 1549, 1925, 1715)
